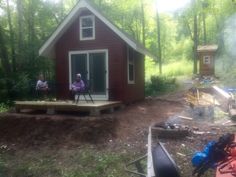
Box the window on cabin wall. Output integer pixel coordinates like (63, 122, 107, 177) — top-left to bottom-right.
(127, 47, 135, 84)
(80, 15, 95, 40)
(203, 55, 211, 64)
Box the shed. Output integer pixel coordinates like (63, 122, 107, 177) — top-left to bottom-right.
(197, 45, 218, 76)
(39, 0, 154, 103)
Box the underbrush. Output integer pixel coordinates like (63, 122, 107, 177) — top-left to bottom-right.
(145, 59, 193, 80)
(145, 59, 192, 96)
(145, 75, 178, 96)
(0, 104, 8, 113)
(215, 57, 236, 88)
(162, 60, 193, 77)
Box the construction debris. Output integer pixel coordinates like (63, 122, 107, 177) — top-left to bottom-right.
(178, 115, 193, 121)
(152, 122, 190, 139)
(213, 85, 236, 119)
(185, 87, 217, 107)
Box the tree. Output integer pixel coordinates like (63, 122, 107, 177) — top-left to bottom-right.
(140, 0, 146, 46)
(0, 25, 11, 75)
(6, 0, 15, 72)
(201, 0, 208, 44)
(193, 0, 198, 74)
(156, 7, 162, 74)
(17, 0, 24, 68)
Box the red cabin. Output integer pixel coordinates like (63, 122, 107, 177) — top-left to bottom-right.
(39, 0, 154, 103)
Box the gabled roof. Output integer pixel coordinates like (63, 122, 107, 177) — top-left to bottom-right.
(39, 0, 155, 59)
(197, 45, 218, 52)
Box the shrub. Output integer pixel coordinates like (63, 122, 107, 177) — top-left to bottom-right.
(0, 73, 32, 104)
(0, 103, 8, 113)
(145, 75, 177, 96)
(9, 73, 31, 99)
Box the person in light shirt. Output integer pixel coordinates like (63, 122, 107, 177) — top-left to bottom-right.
(36, 74, 49, 91)
(71, 73, 85, 93)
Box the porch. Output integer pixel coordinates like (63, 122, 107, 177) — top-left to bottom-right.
(15, 100, 123, 116)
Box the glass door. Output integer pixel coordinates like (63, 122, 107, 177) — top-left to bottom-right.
(69, 50, 108, 100)
(89, 52, 106, 95)
(71, 53, 87, 82)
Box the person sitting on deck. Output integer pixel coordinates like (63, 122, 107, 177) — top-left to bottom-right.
(36, 74, 49, 96)
(71, 73, 85, 94)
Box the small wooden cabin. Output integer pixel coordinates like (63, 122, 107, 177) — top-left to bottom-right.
(197, 45, 218, 76)
(39, 0, 154, 103)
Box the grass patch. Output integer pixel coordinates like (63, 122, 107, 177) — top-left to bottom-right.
(145, 58, 193, 81)
(162, 60, 193, 77)
(0, 146, 132, 177)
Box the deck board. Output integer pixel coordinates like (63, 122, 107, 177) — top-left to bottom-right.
(15, 100, 123, 116)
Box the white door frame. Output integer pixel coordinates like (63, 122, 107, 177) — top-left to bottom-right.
(68, 49, 109, 100)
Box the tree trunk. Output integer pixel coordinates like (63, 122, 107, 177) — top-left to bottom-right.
(6, 0, 16, 72)
(202, 11, 207, 44)
(193, 0, 198, 74)
(17, 0, 24, 68)
(27, 0, 36, 69)
(156, 9, 162, 74)
(140, 0, 146, 46)
(0, 26, 11, 75)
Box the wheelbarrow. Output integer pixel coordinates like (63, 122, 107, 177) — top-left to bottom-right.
(125, 125, 181, 177)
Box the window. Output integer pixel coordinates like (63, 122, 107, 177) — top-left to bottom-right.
(80, 15, 95, 40)
(203, 56, 211, 64)
(127, 47, 135, 84)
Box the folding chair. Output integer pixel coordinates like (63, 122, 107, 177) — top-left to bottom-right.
(75, 80, 94, 104)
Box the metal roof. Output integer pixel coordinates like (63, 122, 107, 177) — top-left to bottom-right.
(197, 45, 218, 52)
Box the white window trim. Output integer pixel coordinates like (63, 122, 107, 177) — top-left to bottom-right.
(68, 49, 109, 100)
(127, 47, 135, 84)
(203, 55, 211, 65)
(80, 15, 95, 41)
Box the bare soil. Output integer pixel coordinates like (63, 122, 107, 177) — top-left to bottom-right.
(0, 92, 185, 149)
(0, 90, 235, 176)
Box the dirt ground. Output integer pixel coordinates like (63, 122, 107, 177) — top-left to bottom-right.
(0, 93, 184, 149)
(0, 89, 235, 177)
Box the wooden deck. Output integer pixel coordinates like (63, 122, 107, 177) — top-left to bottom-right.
(15, 100, 123, 116)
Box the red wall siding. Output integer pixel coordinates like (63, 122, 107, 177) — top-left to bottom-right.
(124, 50, 145, 103)
(198, 51, 215, 76)
(55, 10, 144, 102)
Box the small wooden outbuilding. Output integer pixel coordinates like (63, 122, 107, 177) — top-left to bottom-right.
(39, 0, 155, 103)
(197, 45, 218, 76)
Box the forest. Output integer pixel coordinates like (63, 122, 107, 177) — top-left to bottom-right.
(0, 0, 236, 104)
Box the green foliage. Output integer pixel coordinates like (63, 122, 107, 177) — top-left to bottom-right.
(0, 73, 33, 104)
(0, 0, 235, 102)
(10, 74, 31, 99)
(162, 60, 193, 77)
(171, 38, 193, 61)
(0, 78, 8, 103)
(145, 75, 177, 96)
(0, 104, 8, 113)
(145, 59, 192, 96)
(216, 59, 236, 87)
(145, 58, 193, 81)
(0, 147, 130, 177)
(0, 0, 57, 103)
